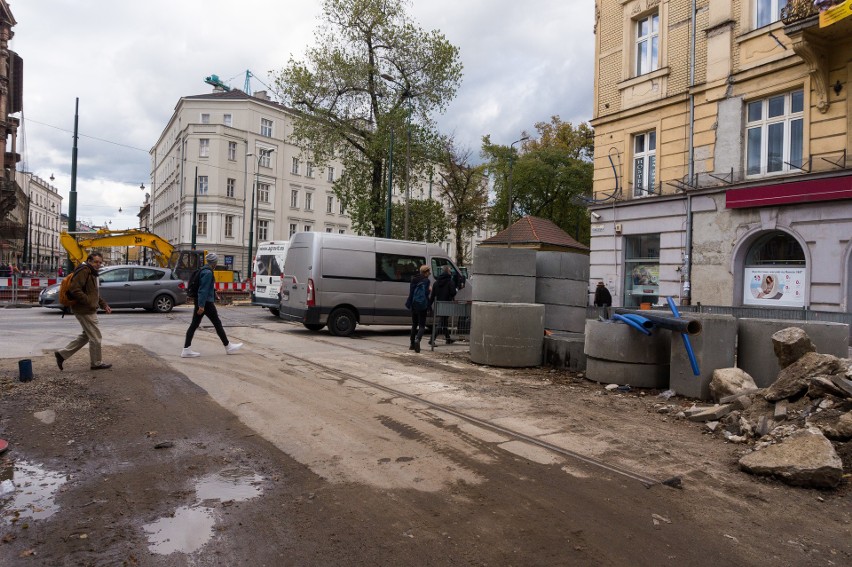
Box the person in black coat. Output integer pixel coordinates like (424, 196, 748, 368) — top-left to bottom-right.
(593, 281, 613, 319)
(429, 265, 457, 345)
(405, 264, 432, 353)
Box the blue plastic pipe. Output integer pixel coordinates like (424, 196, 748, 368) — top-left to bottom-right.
(621, 313, 654, 330)
(667, 296, 700, 376)
(612, 313, 652, 335)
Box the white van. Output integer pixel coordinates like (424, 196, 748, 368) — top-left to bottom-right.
(252, 240, 289, 316)
(278, 232, 469, 336)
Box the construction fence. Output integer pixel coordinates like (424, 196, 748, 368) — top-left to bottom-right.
(429, 300, 471, 350)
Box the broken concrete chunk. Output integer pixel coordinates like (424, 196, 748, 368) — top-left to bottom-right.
(764, 353, 843, 402)
(710, 368, 758, 402)
(757, 416, 774, 437)
(829, 374, 852, 398)
(807, 376, 849, 400)
(738, 428, 843, 489)
(808, 411, 852, 440)
(773, 401, 787, 422)
(771, 327, 816, 369)
(687, 405, 734, 422)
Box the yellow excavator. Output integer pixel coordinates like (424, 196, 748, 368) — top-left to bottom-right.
(59, 229, 239, 282)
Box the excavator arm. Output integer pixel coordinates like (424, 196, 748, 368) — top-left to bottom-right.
(60, 229, 175, 268)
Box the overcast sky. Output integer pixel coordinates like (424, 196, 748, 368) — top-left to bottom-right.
(9, 0, 594, 229)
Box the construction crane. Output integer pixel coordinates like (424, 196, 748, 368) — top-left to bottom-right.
(204, 74, 231, 92)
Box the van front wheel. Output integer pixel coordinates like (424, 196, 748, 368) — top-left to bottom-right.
(328, 308, 356, 337)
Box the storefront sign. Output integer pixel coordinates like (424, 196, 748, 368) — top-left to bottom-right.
(819, 0, 852, 28)
(743, 268, 806, 308)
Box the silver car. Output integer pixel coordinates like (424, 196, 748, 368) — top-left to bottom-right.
(39, 265, 188, 313)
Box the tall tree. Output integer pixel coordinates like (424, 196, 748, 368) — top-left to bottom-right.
(389, 199, 449, 242)
(275, 0, 462, 237)
(436, 140, 488, 265)
(482, 116, 594, 244)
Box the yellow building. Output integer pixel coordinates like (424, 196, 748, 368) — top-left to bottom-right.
(589, 0, 852, 314)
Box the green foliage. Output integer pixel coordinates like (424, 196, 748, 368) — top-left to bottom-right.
(482, 116, 595, 245)
(436, 139, 488, 265)
(389, 199, 449, 242)
(275, 0, 463, 237)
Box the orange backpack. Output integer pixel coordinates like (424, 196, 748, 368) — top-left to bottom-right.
(58, 265, 87, 308)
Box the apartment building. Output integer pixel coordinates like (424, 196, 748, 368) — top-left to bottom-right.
(13, 171, 62, 273)
(589, 0, 852, 312)
(147, 89, 351, 277)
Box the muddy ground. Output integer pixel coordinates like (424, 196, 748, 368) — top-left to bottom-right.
(1, 345, 850, 566)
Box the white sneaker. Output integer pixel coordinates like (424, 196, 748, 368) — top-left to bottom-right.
(225, 342, 243, 354)
(181, 347, 200, 358)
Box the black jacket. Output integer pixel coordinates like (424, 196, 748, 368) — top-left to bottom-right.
(430, 271, 457, 304)
(593, 285, 612, 307)
(405, 274, 430, 311)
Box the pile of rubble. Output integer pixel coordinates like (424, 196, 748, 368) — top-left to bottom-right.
(660, 327, 851, 489)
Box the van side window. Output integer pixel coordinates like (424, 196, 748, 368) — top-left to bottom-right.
(376, 253, 426, 283)
(431, 257, 465, 289)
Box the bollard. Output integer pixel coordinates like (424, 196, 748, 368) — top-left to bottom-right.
(18, 359, 33, 382)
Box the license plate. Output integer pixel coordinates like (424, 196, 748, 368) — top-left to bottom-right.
(257, 286, 266, 293)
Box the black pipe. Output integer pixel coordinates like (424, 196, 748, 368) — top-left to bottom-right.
(613, 308, 702, 335)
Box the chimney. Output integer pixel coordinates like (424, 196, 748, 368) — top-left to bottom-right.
(254, 90, 269, 100)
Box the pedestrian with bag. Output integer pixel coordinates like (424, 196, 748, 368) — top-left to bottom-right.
(54, 252, 113, 371)
(429, 265, 457, 346)
(405, 264, 431, 353)
(181, 252, 242, 358)
(593, 281, 613, 320)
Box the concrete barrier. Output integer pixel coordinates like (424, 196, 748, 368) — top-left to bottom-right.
(535, 251, 589, 281)
(534, 279, 588, 307)
(543, 304, 586, 334)
(670, 313, 737, 400)
(472, 248, 536, 276)
(543, 332, 586, 371)
(471, 274, 536, 303)
(470, 302, 544, 367)
(584, 319, 671, 364)
(585, 357, 670, 388)
(737, 318, 850, 388)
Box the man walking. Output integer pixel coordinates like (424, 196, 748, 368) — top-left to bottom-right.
(405, 264, 431, 353)
(54, 252, 113, 371)
(181, 252, 242, 357)
(429, 265, 457, 346)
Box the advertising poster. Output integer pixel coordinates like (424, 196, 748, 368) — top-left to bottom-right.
(743, 268, 806, 308)
(629, 264, 659, 297)
(819, 0, 852, 27)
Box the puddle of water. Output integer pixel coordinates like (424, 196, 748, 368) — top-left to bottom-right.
(0, 460, 68, 523)
(194, 467, 263, 503)
(143, 505, 215, 555)
(144, 467, 264, 555)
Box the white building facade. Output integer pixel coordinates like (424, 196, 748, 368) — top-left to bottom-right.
(14, 171, 62, 274)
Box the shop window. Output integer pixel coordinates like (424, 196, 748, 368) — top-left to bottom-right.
(743, 232, 806, 307)
(623, 234, 660, 308)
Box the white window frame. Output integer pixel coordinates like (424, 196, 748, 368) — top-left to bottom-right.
(198, 175, 209, 195)
(197, 213, 208, 236)
(226, 178, 236, 198)
(224, 215, 234, 238)
(200, 113, 210, 124)
(755, 0, 788, 28)
(223, 113, 232, 127)
(745, 89, 804, 178)
(635, 13, 659, 77)
(199, 138, 210, 158)
(259, 149, 272, 168)
(291, 157, 300, 175)
(326, 195, 334, 214)
(289, 223, 297, 238)
(305, 192, 313, 212)
(327, 166, 335, 182)
(228, 141, 237, 161)
(257, 182, 270, 203)
(258, 220, 269, 241)
(339, 200, 345, 215)
(326, 227, 333, 233)
(290, 189, 299, 208)
(306, 162, 314, 178)
(304, 224, 312, 232)
(338, 229, 345, 234)
(632, 130, 656, 197)
(260, 118, 273, 137)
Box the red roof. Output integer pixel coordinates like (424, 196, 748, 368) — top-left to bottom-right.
(482, 216, 589, 251)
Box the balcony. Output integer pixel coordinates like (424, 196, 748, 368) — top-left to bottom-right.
(782, 0, 852, 113)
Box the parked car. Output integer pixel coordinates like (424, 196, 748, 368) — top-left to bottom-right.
(39, 265, 188, 313)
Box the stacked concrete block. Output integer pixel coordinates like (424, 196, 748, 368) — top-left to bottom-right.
(543, 331, 586, 371)
(669, 313, 738, 401)
(737, 319, 850, 388)
(535, 251, 590, 333)
(470, 302, 544, 367)
(471, 248, 537, 303)
(584, 319, 671, 388)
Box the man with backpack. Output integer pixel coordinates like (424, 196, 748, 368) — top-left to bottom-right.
(405, 264, 431, 353)
(54, 252, 113, 371)
(181, 252, 243, 358)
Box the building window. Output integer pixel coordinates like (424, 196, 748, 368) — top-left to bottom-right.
(257, 182, 270, 203)
(326, 195, 334, 213)
(225, 215, 234, 238)
(339, 229, 345, 234)
(258, 220, 269, 241)
(743, 231, 806, 307)
(624, 234, 660, 308)
(289, 223, 297, 238)
(290, 189, 299, 208)
(327, 166, 335, 182)
(635, 13, 659, 76)
(756, 0, 788, 28)
(304, 224, 312, 232)
(197, 213, 208, 236)
(746, 89, 804, 177)
(224, 113, 232, 127)
(339, 200, 345, 215)
(291, 157, 300, 175)
(261, 118, 273, 137)
(198, 175, 209, 195)
(199, 139, 210, 158)
(306, 162, 314, 178)
(326, 227, 333, 233)
(305, 192, 313, 211)
(228, 141, 237, 161)
(632, 131, 656, 197)
(201, 113, 210, 124)
(226, 178, 236, 198)
(259, 150, 272, 168)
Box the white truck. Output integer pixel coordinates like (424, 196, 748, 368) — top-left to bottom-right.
(252, 240, 289, 316)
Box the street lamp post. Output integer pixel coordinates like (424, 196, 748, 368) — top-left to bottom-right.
(385, 132, 394, 238)
(248, 149, 274, 274)
(506, 135, 529, 248)
(380, 73, 413, 240)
